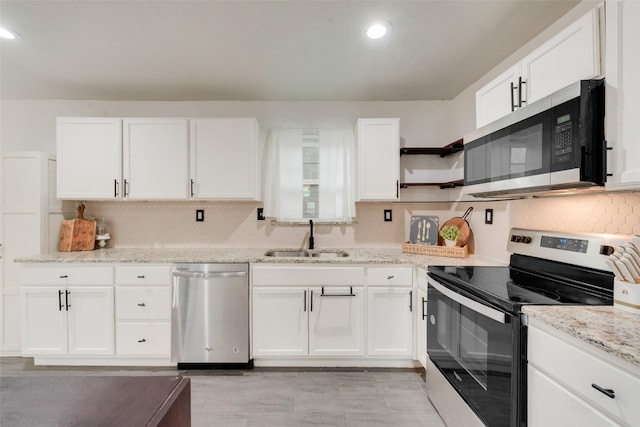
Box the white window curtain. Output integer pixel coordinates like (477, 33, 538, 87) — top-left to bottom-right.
(263, 127, 356, 222)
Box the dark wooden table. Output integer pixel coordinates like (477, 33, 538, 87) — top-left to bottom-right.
(0, 375, 190, 427)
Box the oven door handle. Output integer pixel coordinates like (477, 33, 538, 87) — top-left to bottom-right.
(429, 280, 506, 324)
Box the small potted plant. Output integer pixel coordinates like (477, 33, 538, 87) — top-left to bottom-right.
(439, 224, 461, 247)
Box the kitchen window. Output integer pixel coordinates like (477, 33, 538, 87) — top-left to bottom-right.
(263, 127, 356, 222)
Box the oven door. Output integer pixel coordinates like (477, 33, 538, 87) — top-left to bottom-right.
(427, 279, 522, 427)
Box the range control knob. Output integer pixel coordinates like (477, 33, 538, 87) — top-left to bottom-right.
(511, 235, 522, 242)
(521, 236, 532, 244)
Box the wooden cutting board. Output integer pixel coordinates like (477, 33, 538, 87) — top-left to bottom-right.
(58, 204, 96, 252)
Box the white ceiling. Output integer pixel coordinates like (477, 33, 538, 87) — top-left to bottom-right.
(0, 0, 579, 102)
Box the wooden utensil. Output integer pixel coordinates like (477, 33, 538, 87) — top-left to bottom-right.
(439, 207, 473, 247)
(58, 203, 97, 252)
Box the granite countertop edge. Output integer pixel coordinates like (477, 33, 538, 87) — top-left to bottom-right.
(523, 305, 640, 372)
(15, 247, 504, 269)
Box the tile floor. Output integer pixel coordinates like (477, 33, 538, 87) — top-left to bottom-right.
(0, 358, 446, 427)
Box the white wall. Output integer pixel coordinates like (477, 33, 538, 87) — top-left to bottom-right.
(0, 99, 453, 155)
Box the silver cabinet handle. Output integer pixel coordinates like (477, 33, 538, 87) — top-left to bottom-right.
(137, 275, 145, 279)
(137, 303, 146, 307)
(429, 280, 506, 324)
(172, 269, 247, 279)
(137, 338, 146, 343)
(591, 383, 615, 399)
(387, 275, 394, 280)
(409, 290, 413, 312)
(422, 297, 427, 320)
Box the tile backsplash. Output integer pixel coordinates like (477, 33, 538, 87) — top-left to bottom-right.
(80, 191, 640, 263)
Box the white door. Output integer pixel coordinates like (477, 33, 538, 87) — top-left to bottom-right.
(190, 118, 259, 200)
(416, 288, 428, 368)
(475, 63, 521, 128)
(252, 287, 308, 356)
(57, 117, 122, 199)
(67, 286, 114, 355)
(356, 118, 400, 201)
(20, 286, 67, 355)
(308, 286, 365, 356)
(367, 287, 413, 357)
(522, 8, 600, 105)
(123, 118, 189, 199)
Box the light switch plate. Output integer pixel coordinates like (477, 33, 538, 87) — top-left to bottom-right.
(384, 209, 392, 222)
(196, 209, 204, 222)
(485, 208, 493, 224)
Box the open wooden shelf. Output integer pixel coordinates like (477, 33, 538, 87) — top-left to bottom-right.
(400, 179, 464, 190)
(400, 139, 463, 158)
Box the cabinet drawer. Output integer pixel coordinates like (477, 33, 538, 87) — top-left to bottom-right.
(252, 266, 365, 286)
(367, 267, 413, 286)
(116, 322, 171, 356)
(22, 266, 114, 285)
(116, 287, 171, 320)
(528, 325, 640, 423)
(115, 266, 171, 285)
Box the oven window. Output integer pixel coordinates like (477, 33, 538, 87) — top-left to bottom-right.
(459, 309, 490, 389)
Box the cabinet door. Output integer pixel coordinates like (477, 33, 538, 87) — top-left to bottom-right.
(528, 366, 618, 427)
(308, 286, 365, 356)
(67, 286, 114, 355)
(123, 118, 189, 200)
(475, 63, 521, 128)
(356, 118, 400, 201)
(252, 287, 308, 356)
(57, 117, 122, 199)
(522, 8, 600, 105)
(416, 288, 428, 368)
(367, 287, 413, 357)
(20, 286, 67, 355)
(190, 118, 260, 200)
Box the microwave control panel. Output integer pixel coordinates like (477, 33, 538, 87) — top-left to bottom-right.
(553, 114, 574, 164)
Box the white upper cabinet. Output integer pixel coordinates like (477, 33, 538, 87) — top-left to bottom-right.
(475, 8, 601, 128)
(190, 118, 260, 200)
(522, 8, 600, 105)
(122, 118, 189, 200)
(356, 118, 400, 201)
(605, 0, 640, 191)
(475, 64, 522, 130)
(57, 117, 122, 199)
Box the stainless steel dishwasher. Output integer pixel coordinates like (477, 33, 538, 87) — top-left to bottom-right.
(171, 263, 251, 369)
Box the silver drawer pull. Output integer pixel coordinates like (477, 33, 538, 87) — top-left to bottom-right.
(387, 275, 394, 280)
(137, 303, 146, 307)
(137, 338, 146, 343)
(137, 275, 145, 279)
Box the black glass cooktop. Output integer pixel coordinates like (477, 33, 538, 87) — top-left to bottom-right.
(428, 255, 613, 313)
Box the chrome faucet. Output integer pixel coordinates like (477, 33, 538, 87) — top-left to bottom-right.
(308, 219, 315, 250)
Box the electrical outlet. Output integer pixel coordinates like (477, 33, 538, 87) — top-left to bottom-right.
(384, 209, 392, 222)
(485, 208, 493, 224)
(196, 209, 204, 222)
(257, 208, 265, 221)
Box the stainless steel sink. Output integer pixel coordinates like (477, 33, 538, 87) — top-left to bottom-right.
(263, 249, 349, 258)
(310, 250, 349, 258)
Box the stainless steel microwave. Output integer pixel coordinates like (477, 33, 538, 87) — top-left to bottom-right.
(464, 79, 605, 198)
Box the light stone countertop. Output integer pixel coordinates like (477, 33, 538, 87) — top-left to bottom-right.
(524, 306, 640, 371)
(16, 247, 504, 270)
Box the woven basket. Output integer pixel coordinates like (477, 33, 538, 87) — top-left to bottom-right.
(402, 242, 469, 258)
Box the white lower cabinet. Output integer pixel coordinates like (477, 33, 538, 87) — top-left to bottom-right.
(252, 286, 365, 357)
(416, 288, 428, 368)
(528, 319, 640, 426)
(115, 265, 172, 358)
(21, 266, 115, 356)
(252, 287, 309, 356)
(366, 287, 413, 357)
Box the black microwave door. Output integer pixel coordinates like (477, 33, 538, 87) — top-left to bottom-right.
(464, 110, 552, 186)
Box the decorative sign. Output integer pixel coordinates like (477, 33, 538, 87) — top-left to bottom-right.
(409, 216, 439, 245)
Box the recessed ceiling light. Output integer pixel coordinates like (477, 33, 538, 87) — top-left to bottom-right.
(0, 27, 20, 40)
(366, 21, 391, 40)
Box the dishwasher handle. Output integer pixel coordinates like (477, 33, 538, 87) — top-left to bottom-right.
(172, 269, 247, 279)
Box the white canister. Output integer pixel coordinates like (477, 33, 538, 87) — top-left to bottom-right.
(614, 279, 640, 314)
